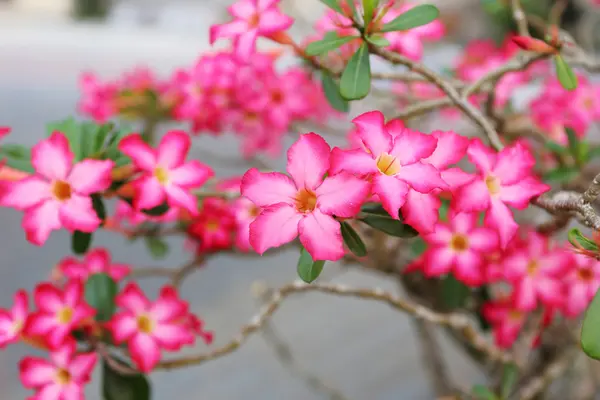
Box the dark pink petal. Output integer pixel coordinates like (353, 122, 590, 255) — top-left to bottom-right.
(468, 228, 498, 252)
(467, 138, 496, 174)
(33, 283, 62, 312)
(249, 204, 301, 254)
(164, 184, 197, 215)
(233, 29, 259, 61)
(390, 129, 437, 165)
(109, 314, 138, 343)
(152, 287, 187, 321)
(441, 168, 474, 190)
(59, 194, 101, 233)
(328, 148, 377, 176)
(298, 209, 344, 261)
(286, 133, 330, 191)
(316, 173, 370, 218)
(12, 290, 28, 321)
(31, 132, 73, 180)
(110, 264, 131, 281)
(118, 134, 157, 171)
(19, 357, 55, 388)
(485, 199, 518, 249)
(37, 384, 62, 400)
(422, 247, 454, 277)
(157, 130, 190, 169)
(395, 162, 447, 193)
(565, 283, 589, 317)
(134, 176, 166, 211)
(169, 161, 214, 188)
(69, 352, 97, 382)
(67, 159, 113, 195)
(22, 201, 61, 246)
(24, 314, 55, 337)
(500, 178, 550, 210)
(85, 248, 110, 273)
(537, 278, 564, 308)
(62, 384, 84, 400)
(258, 10, 294, 32)
(1, 177, 51, 210)
(373, 174, 408, 219)
(241, 168, 296, 207)
(228, 0, 255, 19)
(352, 111, 392, 156)
(422, 223, 453, 246)
(424, 130, 469, 169)
(449, 211, 477, 233)
(514, 278, 537, 311)
(129, 334, 161, 373)
(503, 253, 529, 281)
(257, 0, 279, 10)
(47, 325, 72, 349)
(116, 283, 150, 313)
(401, 191, 441, 234)
(492, 142, 535, 185)
(454, 251, 485, 286)
(152, 324, 194, 350)
(210, 20, 249, 44)
(63, 281, 84, 307)
(453, 179, 490, 212)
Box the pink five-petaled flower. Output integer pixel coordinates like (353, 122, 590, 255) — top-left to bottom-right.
(482, 295, 526, 349)
(0, 290, 28, 348)
(118, 130, 214, 215)
(25, 281, 95, 349)
(421, 211, 498, 286)
(562, 254, 600, 317)
(109, 283, 195, 373)
(241, 133, 370, 261)
(19, 341, 97, 400)
(0, 132, 114, 245)
(503, 232, 570, 311)
(330, 111, 447, 220)
(454, 139, 550, 248)
(209, 0, 294, 61)
(59, 248, 131, 282)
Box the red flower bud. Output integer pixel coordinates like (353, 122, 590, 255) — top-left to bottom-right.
(512, 36, 557, 55)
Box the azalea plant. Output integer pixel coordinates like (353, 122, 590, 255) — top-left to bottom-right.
(4, 0, 600, 399)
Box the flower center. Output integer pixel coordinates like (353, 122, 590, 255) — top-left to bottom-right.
(248, 13, 260, 28)
(578, 268, 594, 282)
(56, 307, 74, 324)
(137, 315, 154, 334)
(11, 319, 23, 335)
(295, 189, 317, 213)
(527, 259, 539, 275)
(485, 175, 501, 195)
(249, 205, 260, 218)
(154, 167, 169, 185)
(55, 368, 71, 385)
(52, 180, 72, 201)
(206, 220, 219, 232)
(508, 310, 522, 321)
(450, 234, 469, 252)
(375, 153, 401, 176)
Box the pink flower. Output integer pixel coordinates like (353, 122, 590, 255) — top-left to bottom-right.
(59, 248, 131, 282)
(232, 197, 260, 251)
(503, 232, 570, 311)
(421, 212, 498, 286)
(562, 254, 600, 317)
(0, 126, 10, 139)
(483, 296, 526, 349)
(241, 133, 370, 261)
(25, 282, 95, 349)
(209, 0, 294, 60)
(0, 290, 28, 348)
(109, 283, 196, 373)
(78, 72, 118, 122)
(330, 111, 447, 220)
(113, 199, 180, 227)
(19, 341, 97, 400)
(1, 132, 114, 245)
(187, 198, 237, 253)
(454, 139, 550, 247)
(118, 130, 214, 215)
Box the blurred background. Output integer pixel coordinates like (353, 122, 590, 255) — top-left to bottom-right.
(0, 0, 598, 399)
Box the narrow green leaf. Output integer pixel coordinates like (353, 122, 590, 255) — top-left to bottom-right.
(0, 144, 34, 173)
(72, 231, 92, 255)
(475, 286, 492, 332)
(501, 363, 518, 399)
(93, 122, 115, 154)
(345, 0, 359, 20)
(442, 274, 470, 309)
(102, 359, 151, 400)
(341, 221, 367, 257)
(544, 140, 568, 155)
(360, 214, 418, 237)
(554, 54, 578, 91)
(340, 42, 371, 100)
(362, 0, 379, 26)
(568, 228, 598, 251)
(306, 34, 358, 56)
(142, 202, 170, 217)
(439, 199, 450, 221)
(588, 146, 600, 160)
(472, 384, 498, 400)
(411, 238, 427, 257)
(320, 0, 343, 13)
(366, 34, 390, 47)
(582, 287, 600, 360)
(380, 4, 440, 32)
(145, 237, 169, 259)
(85, 273, 118, 322)
(91, 194, 107, 224)
(297, 247, 326, 283)
(565, 126, 579, 158)
(321, 73, 350, 112)
(360, 203, 391, 216)
(542, 166, 579, 183)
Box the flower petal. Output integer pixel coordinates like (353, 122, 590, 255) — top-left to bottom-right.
(22, 200, 61, 246)
(329, 147, 377, 176)
(395, 162, 447, 193)
(69, 352, 97, 382)
(59, 194, 101, 233)
(241, 168, 297, 207)
(500, 178, 550, 209)
(152, 324, 194, 350)
(422, 247, 454, 277)
(468, 228, 499, 252)
(118, 134, 157, 171)
(514, 278, 538, 311)
(492, 141, 535, 186)
(164, 184, 197, 214)
(424, 130, 469, 169)
(210, 20, 249, 44)
(32, 132, 73, 180)
(316, 173, 370, 218)
(67, 159, 113, 195)
(441, 168, 474, 190)
(454, 251, 485, 286)
(133, 176, 166, 211)
(390, 128, 437, 165)
(485, 198, 518, 248)
(233, 29, 259, 61)
(129, 334, 161, 373)
(19, 357, 55, 388)
(0, 177, 51, 210)
(352, 111, 392, 156)
(157, 130, 190, 169)
(467, 138, 496, 174)
(453, 179, 490, 212)
(228, 0, 255, 19)
(401, 190, 440, 234)
(298, 209, 344, 261)
(286, 133, 331, 190)
(116, 283, 150, 313)
(249, 203, 301, 254)
(169, 161, 214, 188)
(109, 314, 138, 343)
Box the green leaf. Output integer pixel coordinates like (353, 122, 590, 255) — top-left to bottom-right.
(321, 73, 350, 112)
(72, 231, 92, 255)
(320, 0, 343, 13)
(145, 236, 169, 259)
(142, 202, 170, 217)
(360, 214, 418, 238)
(542, 166, 579, 183)
(345, 0, 359, 20)
(554, 54, 578, 91)
(501, 363, 518, 399)
(582, 286, 600, 360)
(442, 274, 470, 309)
(360, 203, 391, 216)
(568, 228, 598, 251)
(411, 237, 427, 257)
(472, 384, 498, 400)
(588, 145, 600, 160)
(91, 194, 107, 224)
(305, 33, 358, 56)
(340, 42, 371, 100)
(341, 221, 367, 257)
(102, 359, 151, 400)
(475, 287, 492, 332)
(297, 247, 326, 283)
(85, 273, 118, 322)
(47, 117, 84, 161)
(565, 126, 579, 158)
(366, 34, 390, 47)
(0, 144, 34, 173)
(544, 140, 568, 155)
(439, 198, 450, 221)
(380, 4, 440, 32)
(93, 122, 115, 154)
(362, 0, 379, 26)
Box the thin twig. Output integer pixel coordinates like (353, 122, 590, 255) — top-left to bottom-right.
(511, 0, 530, 36)
(95, 342, 140, 376)
(517, 350, 577, 400)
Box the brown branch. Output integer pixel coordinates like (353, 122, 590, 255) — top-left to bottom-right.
(155, 281, 512, 370)
(511, 0, 530, 36)
(95, 342, 140, 376)
(534, 191, 600, 230)
(130, 257, 205, 288)
(517, 350, 577, 400)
